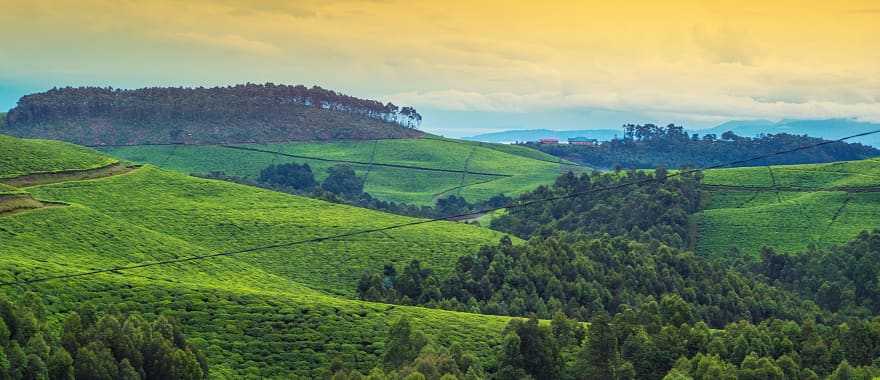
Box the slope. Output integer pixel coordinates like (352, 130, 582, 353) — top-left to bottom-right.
(4, 85, 424, 145)
(0, 133, 117, 179)
(100, 137, 579, 205)
(0, 138, 520, 377)
(695, 158, 880, 257)
(0, 204, 512, 378)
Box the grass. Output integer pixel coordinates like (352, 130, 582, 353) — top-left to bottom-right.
(0, 150, 521, 377)
(0, 204, 512, 378)
(0, 131, 528, 379)
(27, 166, 513, 295)
(696, 158, 880, 257)
(0, 183, 24, 195)
(100, 137, 581, 205)
(0, 134, 117, 179)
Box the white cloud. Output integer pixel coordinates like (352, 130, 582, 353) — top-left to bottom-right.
(169, 32, 283, 56)
(389, 89, 880, 123)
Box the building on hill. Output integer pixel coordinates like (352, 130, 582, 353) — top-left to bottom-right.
(568, 137, 598, 146)
(538, 138, 559, 145)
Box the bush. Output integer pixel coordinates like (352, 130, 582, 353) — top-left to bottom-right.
(323, 165, 365, 196)
(259, 163, 317, 190)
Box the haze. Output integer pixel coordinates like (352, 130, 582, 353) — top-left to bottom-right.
(2, 0, 878, 136)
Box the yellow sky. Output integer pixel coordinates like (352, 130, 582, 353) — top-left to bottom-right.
(1, 0, 879, 126)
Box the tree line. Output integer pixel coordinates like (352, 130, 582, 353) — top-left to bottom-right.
(530, 124, 879, 169)
(201, 162, 513, 220)
(351, 164, 880, 378)
(0, 293, 207, 379)
(7, 84, 422, 129)
(491, 168, 702, 250)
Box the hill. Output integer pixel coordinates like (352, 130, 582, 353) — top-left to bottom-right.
(695, 158, 880, 257)
(0, 134, 519, 377)
(699, 118, 880, 147)
(464, 128, 620, 143)
(2, 84, 424, 145)
(99, 137, 579, 205)
(0, 134, 117, 179)
(531, 123, 879, 169)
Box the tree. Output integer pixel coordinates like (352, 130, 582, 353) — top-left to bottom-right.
(383, 317, 427, 369)
(498, 317, 561, 380)
(322, 165, 365, 197)
(47, 349, 74, 380)
(258, 163, 317, 190)
(577, 312, 618, 379)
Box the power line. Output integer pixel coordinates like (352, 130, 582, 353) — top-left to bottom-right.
(2, 128, 880, 288)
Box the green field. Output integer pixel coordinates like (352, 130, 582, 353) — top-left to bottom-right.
(0, 135, 521, 377)
(100, 137, 579, 205)
(0, 134, 117, 178)
(696, 158, 880, 257)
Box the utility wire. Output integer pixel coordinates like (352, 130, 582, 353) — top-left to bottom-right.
(3, 128, 880, 288)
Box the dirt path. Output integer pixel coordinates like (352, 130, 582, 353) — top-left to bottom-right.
(0, 194, 65, 216)
(0, 163, 140, 188)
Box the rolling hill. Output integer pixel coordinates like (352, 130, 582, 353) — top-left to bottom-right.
(2, 84, 424, 145)
(464, 128, 621, 143)
(0, 133, 118, 179)
(99, 137, 580, 205)
(700, 118, 880, 147)
(695, 158, 880, 257)
(0, 134, 520, 378)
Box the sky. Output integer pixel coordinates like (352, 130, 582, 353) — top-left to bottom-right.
(1, 0, 879, 136)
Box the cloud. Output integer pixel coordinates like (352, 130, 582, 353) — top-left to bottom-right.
(169, 32, 283, 56)
(389, 89, 880, 124)
(692, 25, 761, 65)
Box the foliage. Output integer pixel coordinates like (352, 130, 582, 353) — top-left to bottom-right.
(100, 137, 573, 205)
(258, 162, 316, 190)
(331, 318, 478, 380)
(5, 84, 423, 145)
(757, 230, 880, 315)
(0, 134, 117, 179)
(531, 123, 878, 169)
(323, 164, 366, 196)
(0, 293, 206, 379)
(24, 166, 512, 296)
(0, 145, 516, 377)
(358, 234, 816, 326)
(496, 317, 561, 380)
(491, 168, 702, 249)
(696, 158, 880, 257)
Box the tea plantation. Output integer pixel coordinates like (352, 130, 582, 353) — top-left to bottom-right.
(100, 137, 578, 205)
(0, 134, 117, 178)
(696, 158, 880, 257)
(0, 134, 520, 378)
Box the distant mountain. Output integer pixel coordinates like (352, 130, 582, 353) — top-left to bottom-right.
(464, 128, 621, 143)
(699, 118, 880, 147)
(465, 119, 880, 148)
(2, 84, 423, 146)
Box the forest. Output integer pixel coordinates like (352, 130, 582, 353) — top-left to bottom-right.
(354, 168, 880, 379)
(0, 294, 207, 379)
(530, 124, 879, 169)
(3, 85, 424, 145)
(7, 84, 421, 129)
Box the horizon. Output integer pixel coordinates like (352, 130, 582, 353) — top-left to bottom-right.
(3, 0, 879, 137)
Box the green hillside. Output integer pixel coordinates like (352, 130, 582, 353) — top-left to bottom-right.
(0, 205, 511, 377)
(695, 158, 880, 257)
(101, 137, 578, 205)
(0, 133, 522, 377)
(0, 133, 117, 179)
